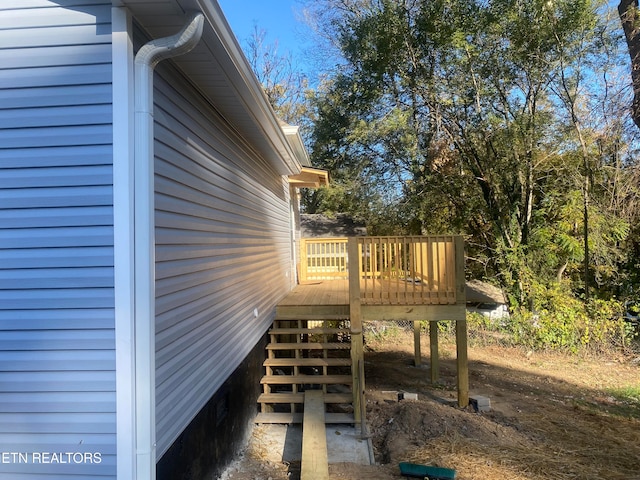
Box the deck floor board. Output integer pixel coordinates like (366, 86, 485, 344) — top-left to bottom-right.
(279, 280, 350, 308)
(278, 279, 456, 310)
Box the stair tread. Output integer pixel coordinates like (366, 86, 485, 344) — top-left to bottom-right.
(269, 327, 350, 335)
(258, 392, 352, 403)
(255, 412, 355, 425)
(275, 315, 350, 321)
(264, 358, 351, 367)
(266, 342, 351, 350)
(261, 374, 352, 385)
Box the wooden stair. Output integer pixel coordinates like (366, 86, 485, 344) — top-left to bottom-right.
(256, 317, 355, 424)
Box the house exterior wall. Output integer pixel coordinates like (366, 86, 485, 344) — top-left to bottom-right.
(152, 64, 294, 460)
(0, 1, 116, 479)
(156, 333, 267, 480)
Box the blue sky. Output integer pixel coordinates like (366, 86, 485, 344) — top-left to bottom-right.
(217, 0, 309, 65)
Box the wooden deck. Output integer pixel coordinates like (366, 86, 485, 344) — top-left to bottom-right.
(279, 280, 350, 308)
(272, 236, 468, 411)
(277, 280, 350, 319)
(275, 280, 468, 409)
(277, 279, 465, 322)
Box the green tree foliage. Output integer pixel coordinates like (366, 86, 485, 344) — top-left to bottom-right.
(304, 0, 640, 316)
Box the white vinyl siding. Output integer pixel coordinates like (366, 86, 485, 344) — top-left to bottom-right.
(153, 67, 293, 458)
(0, 1, 116, 479)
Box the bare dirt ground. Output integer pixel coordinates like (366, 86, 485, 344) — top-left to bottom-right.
(225, 329, 640, 479)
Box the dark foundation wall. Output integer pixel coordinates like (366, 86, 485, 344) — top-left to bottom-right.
(156, 332, 268, 480)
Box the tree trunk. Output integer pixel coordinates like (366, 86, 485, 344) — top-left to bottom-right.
(557, 262, 568, 283)
(619, 0, 640, 129)
(583, 174, 590, 301)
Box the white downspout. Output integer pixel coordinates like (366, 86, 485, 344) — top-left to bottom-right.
(133, 12, 204, 480)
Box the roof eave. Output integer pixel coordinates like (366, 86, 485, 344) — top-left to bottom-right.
(288, 167, 329, 188)
(119, 0, 302, 176)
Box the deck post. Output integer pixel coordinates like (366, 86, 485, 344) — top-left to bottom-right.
(413, 321, 421, 366)
(454, 236, 466, 306)
(456, 319, 469, 407)
(454, 236, 468, 407)
(299, 238, 308, 282)
(429, 321, 439, 383)
(348, 237, 364, 424)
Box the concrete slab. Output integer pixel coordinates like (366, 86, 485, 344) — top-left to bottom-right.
(253, 424, 373, 466)
(326, 427, 372, 465)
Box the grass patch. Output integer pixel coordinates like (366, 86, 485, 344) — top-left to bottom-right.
(605, 386, 640, 419)
(573, 385, 640, 420)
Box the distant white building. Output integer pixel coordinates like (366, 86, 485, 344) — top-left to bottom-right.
(466, 280, 510, 320)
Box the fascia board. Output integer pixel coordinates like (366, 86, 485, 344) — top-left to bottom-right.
(120, 0, 303, 175)
(194, 0, 301, 174)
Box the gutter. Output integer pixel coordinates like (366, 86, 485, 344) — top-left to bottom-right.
(193, 0, 302, 174)
(133, 12, 204, 480)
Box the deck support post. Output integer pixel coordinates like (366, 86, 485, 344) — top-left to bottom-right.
(348, 238, 364, 425)
(454, 236, 468, 407)
(429, 321, 439, 383)
(413, 321, 421, 366)
(299, 238, 308, 282)
(456, 319, 469, 407)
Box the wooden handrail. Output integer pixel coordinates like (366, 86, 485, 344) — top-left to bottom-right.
(299, 236, 463, 305)
(355, 236, 460, 305)
(299, 237, 349, 282)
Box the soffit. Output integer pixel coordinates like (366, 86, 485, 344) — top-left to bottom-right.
(288, 167, 329, 189)
(118, 0, 301, 175)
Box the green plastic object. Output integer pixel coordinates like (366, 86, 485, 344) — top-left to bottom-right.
(399, 462, 457, 480)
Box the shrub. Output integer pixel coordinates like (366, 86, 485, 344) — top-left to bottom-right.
(502, 284, 630, 352)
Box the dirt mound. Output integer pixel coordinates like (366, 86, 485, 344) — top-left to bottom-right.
(367, 394, 524, 465)
(362, 334, 640, 479)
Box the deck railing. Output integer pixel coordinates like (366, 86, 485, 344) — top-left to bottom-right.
(299, 237, 349, 281)
(295, 235, 467, 416)
(299, 235, 464, 305)
(354, 236, 461, 305)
